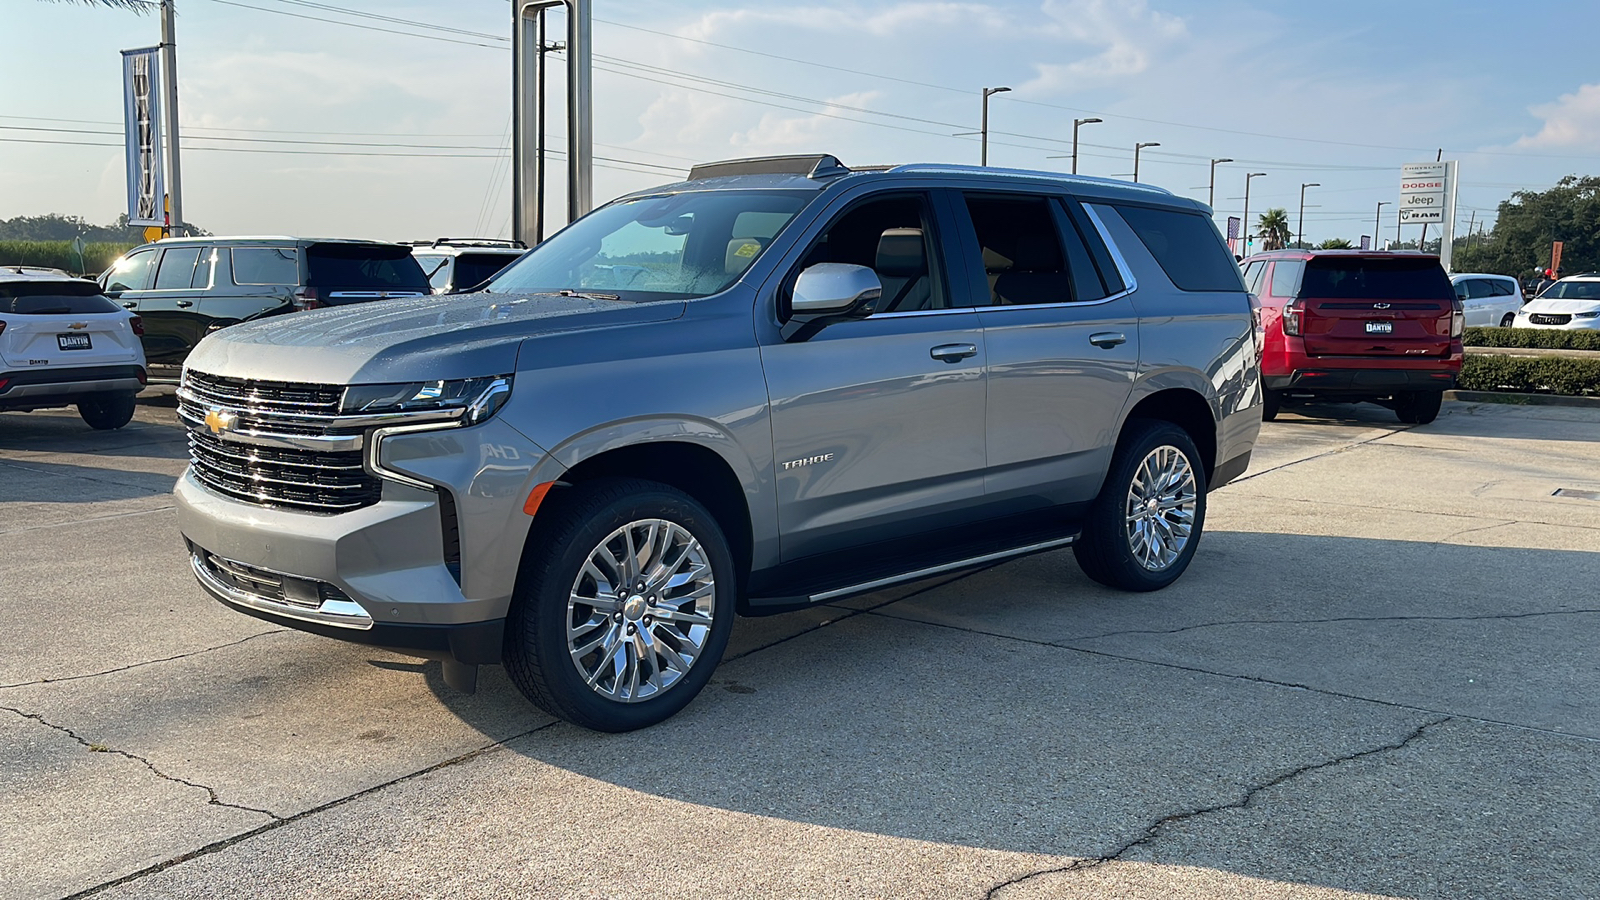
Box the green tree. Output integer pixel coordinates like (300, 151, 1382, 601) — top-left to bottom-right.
(1257, 208, 1291, 251)
(1450, 175, 1600, 276)
(1317, 237, 1354, 249)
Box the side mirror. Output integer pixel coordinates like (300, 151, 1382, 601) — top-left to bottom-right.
(782, 263, 882, 342)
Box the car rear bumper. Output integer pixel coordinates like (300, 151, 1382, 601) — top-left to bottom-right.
(1264, 368, 1458, 394)
(0, 364, 145, 408)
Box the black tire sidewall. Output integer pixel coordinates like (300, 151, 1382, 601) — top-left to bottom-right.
(510, 480, 736, 732)
(1075, 420, 1208, 592)
(78, 391, 136, 430)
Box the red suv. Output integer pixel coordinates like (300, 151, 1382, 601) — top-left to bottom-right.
(1242, 251, 1463, 424)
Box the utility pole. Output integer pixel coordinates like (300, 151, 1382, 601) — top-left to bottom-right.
(1209, 158, 1233, 208)
(1133, 141, 1160, 183)
(1243, 172, 1266, 258)
(533, 13, 567, 244)
(1298, 182, 1320, 249)
(980, 86, 1011, 166)
(1375, 201, 1390, 250)
(159, 0, 183, 236)
(1072, 117, 1101, 175)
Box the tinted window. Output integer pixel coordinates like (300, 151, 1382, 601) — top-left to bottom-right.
(0, 280, 121, 314)
(451, 253, 520, 291)
(1489, 279, 1516, 296)
(964, 194, 1073, 306)
(306, 245, 429, 291)
(232, 247, 300, 286)
(1270, 260, 1305, 298)
(1300, 257, 1453, 300)
(1242, 261, 1267, 295)
(190, 247, 222, 289)
(153, 247, 202, 290)
(415, 254, 451, 291)
(104, 248, 156, 293)
(1067, 203, 1126, 295)
(1112, 205, 1245, 292)
(795, 193, 946, 313)
(1542, 280, 1600, 300)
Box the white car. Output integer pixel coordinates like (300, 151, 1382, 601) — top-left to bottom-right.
(1513, 274, 1600, 331)
(1451, 273, 1524, 328)
(0, 267, 148, 429)
(408, 238, 526, 294)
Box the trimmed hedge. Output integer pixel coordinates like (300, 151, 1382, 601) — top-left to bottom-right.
(0, 241, 136, 276)
(1459, 355, 1600, 396)
(1463, 326, 1600, 351)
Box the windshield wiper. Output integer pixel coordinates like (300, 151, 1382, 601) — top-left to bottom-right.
(556, 289, 621, 301)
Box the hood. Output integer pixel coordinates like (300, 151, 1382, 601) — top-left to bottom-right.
(184, 291, 685, 384)
(1522, 296, 1600, 315)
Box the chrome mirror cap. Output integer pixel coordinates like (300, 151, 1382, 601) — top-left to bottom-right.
(792, 263, 882, 315)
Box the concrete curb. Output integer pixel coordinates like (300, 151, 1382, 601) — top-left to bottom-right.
(1465, 345, 1600, 360)
(1445, 389, 1600, 409)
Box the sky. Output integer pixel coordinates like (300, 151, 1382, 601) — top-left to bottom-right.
(4, 0, 1600, 249)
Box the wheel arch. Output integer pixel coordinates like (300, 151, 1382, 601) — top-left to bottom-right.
(1119, 385, 1219, 483)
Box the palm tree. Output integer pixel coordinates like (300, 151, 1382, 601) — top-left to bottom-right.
(1317, 237, 1354, 249)
(1257, 208, 1291, 251)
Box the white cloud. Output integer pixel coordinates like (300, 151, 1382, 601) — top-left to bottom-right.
(1019, 0, 1188, 94)
(1515, 83, 1600, 151)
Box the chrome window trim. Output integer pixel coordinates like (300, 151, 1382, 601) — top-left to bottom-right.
(1080, 204, 1140, 300)
(191, 551, 374, 630)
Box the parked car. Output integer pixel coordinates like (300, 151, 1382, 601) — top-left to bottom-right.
(1, 266, 147, 429)
(1512, 273, 1600, 330)
(1242, 250, 1462, 424)
(173, 154, 1261, 732)
(409, 238, 527, 294)
(99, 237, 430, 382)
(1450, 272, 1524, 328)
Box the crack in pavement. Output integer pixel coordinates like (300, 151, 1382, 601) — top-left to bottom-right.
(1221, 425, 1414, 487)
(0, 504, 178, 536)
(982, 717, 1451, 899)
(1061, 608, 1600, 643)
(2, 704, 283, 822)
(1215, 493, 1600, 534)
(0, 457, 177, 496)
(0, 630, 288, 691)
(65, 720, 562, 900)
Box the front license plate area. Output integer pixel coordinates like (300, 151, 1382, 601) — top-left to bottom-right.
(1365, 321, 1393, 334)
(57, 333, 92, 351)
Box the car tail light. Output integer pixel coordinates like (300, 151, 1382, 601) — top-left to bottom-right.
(1449, 297, 1465, 338)
(0, 377, 9, 392)
(130, 315, 145, 336)
(1281, 298, 1304, 336)
(137, 367, 148, 385)
(293, 287, 323, 310)
(0, 321, 6, 337)
(1247, 292, 1264, 356)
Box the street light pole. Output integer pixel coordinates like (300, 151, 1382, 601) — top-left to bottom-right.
(159, 0, 183, 236)
(1133, 141, 1160, 183)
(1298, 182, 1320, 249)
(1072, 117, 1102, 175)
(1209, 158, 1233, 208)
(1243, 172, 1266, 258)
(980, 86, 1011, 166)
(1375, 201, 1390, 250)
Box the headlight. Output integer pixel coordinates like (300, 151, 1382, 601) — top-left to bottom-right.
(341, 375, 512, 424)
(1575, 311, 1599, 319)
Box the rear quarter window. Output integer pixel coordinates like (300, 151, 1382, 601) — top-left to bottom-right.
(1112, 205, 1245, 293)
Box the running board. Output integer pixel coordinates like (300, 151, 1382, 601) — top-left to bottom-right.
(746, 534, 1076, 612)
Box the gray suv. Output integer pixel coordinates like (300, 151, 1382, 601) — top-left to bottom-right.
(174, 155, 1262, 732)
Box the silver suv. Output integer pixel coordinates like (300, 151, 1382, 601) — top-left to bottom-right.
(174, 155, 1262, 732)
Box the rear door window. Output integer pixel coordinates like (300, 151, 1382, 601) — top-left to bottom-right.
(152, 246, 203, 290)
(1300, 257, 1453, 300)
(1270, 260, 1305, 299)
(232, 247, 300, 286)
(1112, 205, 1245, 292)
(961, 193, 1076, 306)
(306, 244, 430, 292)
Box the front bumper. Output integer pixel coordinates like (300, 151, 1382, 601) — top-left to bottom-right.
(0, 364, 145, 409)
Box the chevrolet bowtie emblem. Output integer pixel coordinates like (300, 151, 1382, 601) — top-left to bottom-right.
(67, 322, 89, 330)
(204, 408, 238, 435)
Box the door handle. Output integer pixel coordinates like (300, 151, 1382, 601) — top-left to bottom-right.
(121, 302, 136, 309)
(1089, 332, 1127, 349)
(176, 300, 194, 308)
(929, 343, 978, 363)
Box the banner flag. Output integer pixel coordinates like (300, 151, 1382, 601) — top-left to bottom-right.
(122, 47, 166, 227)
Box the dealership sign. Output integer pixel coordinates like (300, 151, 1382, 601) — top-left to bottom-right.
(121, 47, 166, 227)
(1398, 163, 1451, 224)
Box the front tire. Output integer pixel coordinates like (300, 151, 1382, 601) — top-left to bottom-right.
(1073, 420, 1208, 592)
(77, 391, 137, 430)
(1499, 313, 1515, 328)
(504, 478, 735, 732)
(1395, 390, 1443, 425)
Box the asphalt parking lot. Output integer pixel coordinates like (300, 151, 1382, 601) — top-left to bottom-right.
(3, 392, 1599, 899)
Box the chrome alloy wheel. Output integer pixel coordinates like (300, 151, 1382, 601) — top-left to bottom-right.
(566, 518, 716, 703)
(1123, 445, 1198, 572)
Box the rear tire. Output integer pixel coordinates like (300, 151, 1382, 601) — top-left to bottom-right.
(1073, 420, 1208, 592)
(504, 478, 735, 732)
(1261, 389, 1281, 422)
(77, 391, 137, 430)
(1395, 390, 1443, 425)
(1499, 313, 1515, 328)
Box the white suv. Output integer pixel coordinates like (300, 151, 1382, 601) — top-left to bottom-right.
(1514, 273, 1600, 330)
(0, 267, 148, 429)
(408, 239, 527, 294)
(1450, 273, 1524, 328)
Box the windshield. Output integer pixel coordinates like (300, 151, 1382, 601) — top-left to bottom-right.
(1542, 281, 1600, 301)
(483, 190, 810, 301)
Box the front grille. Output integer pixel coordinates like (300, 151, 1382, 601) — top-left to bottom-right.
(1530, 313, 1571, 326)
(181, 370, 382, 513)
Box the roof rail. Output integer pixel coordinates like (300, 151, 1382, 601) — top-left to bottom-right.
(687, 154, 850, 182)
(406, 237, 528, 249)
(886, 163, 1173, 194)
